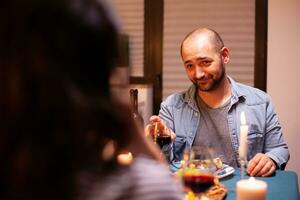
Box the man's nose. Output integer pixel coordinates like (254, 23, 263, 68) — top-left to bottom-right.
(195, 66, 205, 79)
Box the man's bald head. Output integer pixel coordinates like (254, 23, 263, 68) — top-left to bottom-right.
(180, 28, 224, 57)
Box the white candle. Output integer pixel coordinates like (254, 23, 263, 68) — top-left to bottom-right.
(236, 177, 267, 200)
(239, 112, 248, 159)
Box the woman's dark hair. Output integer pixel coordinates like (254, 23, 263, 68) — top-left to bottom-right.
(0, 0, 134, 199)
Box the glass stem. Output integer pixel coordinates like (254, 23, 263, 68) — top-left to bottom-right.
(240, 158, 247, 179)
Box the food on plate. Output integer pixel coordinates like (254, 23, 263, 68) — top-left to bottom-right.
(184, 182, 227, 200)
(204, 184, 227, 200)
(175, 157, 226, 181)
(180, 157, 223, 170)
(213, 158, 223, 170)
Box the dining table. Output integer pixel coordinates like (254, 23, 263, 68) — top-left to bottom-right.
(170, 162, 299, 200)
(220, 169, 300, 200)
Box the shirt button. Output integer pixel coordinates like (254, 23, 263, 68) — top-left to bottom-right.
(195, 113, 198, 117)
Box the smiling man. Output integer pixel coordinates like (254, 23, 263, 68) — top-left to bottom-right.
(146, 28, 289, 177)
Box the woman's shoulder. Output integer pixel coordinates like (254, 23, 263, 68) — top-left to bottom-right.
(77, 156, 183, 200)
(129, 155, 184, 200)
(131, 155, 171, 179)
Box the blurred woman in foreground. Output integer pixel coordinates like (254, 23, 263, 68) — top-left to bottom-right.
(0, 0, 183, 199)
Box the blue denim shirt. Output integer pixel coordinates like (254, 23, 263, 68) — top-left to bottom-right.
(159, 77, 289, 170)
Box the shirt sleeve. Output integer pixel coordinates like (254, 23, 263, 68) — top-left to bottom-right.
(158, 100, 175, 163)
(264, 95, 290, 169)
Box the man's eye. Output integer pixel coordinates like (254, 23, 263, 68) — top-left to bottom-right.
(185, 64, 193, 69)
(201, 61, 211, 66)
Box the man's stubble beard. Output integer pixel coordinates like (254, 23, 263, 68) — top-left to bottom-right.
(194, 63, 226, 92)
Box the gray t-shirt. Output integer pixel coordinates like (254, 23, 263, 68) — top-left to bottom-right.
(194, 95, 237, 167)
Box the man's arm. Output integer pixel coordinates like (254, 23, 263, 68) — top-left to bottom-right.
(158, 101, 176, 162)
(247, 95, 289, 176)
(144, 100, 176, 163)
(263, 96, 289, 169)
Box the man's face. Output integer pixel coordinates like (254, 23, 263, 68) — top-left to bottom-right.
(181, 35, 228, 92)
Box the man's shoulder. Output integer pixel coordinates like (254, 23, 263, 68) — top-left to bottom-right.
(162, 91, 186, 108)
(162, 84, 196, 106)
(234, 82, 271, 105)
(236, 82, 267, 96)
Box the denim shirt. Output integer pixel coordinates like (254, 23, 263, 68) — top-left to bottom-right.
(159, 77, 289, 170)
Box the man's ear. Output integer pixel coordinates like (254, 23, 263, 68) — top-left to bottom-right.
(220, 47, 230, 64)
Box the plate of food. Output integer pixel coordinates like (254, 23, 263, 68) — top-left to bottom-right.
(190, 158, 235, 179)
(172, 157, 235, 179)
(214, 164, 235, 179)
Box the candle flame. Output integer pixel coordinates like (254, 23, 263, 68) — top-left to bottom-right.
(117, 152, 133, 165)
(240, 111, 246, 125)
(249, 177, 255, 182)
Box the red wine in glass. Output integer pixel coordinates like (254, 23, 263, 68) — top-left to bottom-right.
(156, 134, 171, 148)
(183, 173, 215, 193)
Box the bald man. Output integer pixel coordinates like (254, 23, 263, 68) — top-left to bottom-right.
(146, 28, 289, 177)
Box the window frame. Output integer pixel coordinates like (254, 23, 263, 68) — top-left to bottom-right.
(136, 0, 267, 114)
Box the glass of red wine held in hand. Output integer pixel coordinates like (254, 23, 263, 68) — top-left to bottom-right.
(150, 122, 171, 149)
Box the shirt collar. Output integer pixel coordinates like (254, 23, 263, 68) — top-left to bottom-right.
(183, 84, 199, 112)
(227, 76, 246, 104)
(182, 76, 246, 111)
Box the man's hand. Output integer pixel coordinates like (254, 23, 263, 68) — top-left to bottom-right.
(144, 115, 176, 141)
(247, 153, 276, 177)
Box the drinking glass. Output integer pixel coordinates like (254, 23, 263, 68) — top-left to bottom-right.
(150, 122, 171, 148)
(182, 146, 217, 197)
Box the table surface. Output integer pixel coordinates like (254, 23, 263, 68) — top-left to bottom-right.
(220, 169, 300, 200)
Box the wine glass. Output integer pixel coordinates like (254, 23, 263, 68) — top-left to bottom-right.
(182, 146, 217, 197)
(150, 122, 171, 149)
